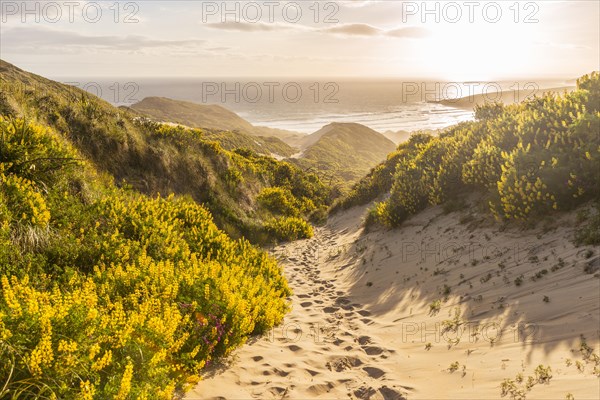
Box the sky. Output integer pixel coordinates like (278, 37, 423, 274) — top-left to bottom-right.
(0, 0, 598, 80)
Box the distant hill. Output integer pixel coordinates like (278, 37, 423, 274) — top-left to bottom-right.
(432, 86, 576, 110)
(126, 97, 305, 146)
(381, 129, 411, 145)
(0, 59, 330, 242)
(291, 122, 396, 190)
(126, 97, 397, 190)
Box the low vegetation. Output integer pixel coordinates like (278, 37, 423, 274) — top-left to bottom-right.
(501, 364, 553, 399)
(338, 73, 600, 236)
(264, 216, 314, 242)
(332, 132, 432, 211)
(0, 60, 331, 244)
(0, 117, 292, 398)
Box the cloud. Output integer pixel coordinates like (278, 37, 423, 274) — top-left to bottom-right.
(321, 23, 381, 36)
(206, 46, 232, 52)
(202, 20, 427, 39)
(1, 26, 206, 53)
(386, 27, 430, 38)
(204, 21, 292, 32)
(341, 0, 382, 8)
(322, 23, 429, 38)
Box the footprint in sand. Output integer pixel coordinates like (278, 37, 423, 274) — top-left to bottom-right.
(323, 306, 340, 313)
(378, 386, 407, 400)
(363, 366, 386, 379)
(307, 382, 335, 396)
(362, 346, 384, 356)
(354, 386, 377, 399)
(357, 336, 372, 345)
(251, 355, 264, 362)
(336, 297, 351, 305)
(272, 368, 290, 377)
(300, 301, 312, 308)
(326, 356, 363, 372)
(268, 387, 288, 397)
(288, 344, 302, 352)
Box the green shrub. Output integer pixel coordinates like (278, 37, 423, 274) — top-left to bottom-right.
(257, 187, 299, 216)
(0, 116, 79, 186)
(575, 202, 600, 245)
(368, 72, 600, 227)
(264, 216, 314, 242)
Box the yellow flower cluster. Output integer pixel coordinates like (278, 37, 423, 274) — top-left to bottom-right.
(1, 188, 290, 398)
(80, 380, 96, 400)
(115, 361, 134, 400)
(0, 173, 51, 227)
(27, 317, 54, 377)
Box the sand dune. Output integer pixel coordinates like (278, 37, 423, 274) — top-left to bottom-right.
(187, 203, 600, 399)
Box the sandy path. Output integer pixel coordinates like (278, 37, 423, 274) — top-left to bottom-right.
(187, 221, 408, 399)
(186, 204, 600, 400)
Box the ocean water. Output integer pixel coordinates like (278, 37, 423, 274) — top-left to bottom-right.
(68, 78, 570, 134)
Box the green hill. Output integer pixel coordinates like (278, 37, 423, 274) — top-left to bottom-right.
(126, 96, 304, 151)
(291, 122, 396, 191)
(0, 60, 330, 242)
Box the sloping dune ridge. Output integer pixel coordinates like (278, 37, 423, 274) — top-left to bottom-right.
(187, 203, 600, 399)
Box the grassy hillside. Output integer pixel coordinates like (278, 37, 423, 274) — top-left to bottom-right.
(127, 96, 304, 148)
(291, 122, 396, 192)
(339, 73, 599, 236)
(129, 97, 256, 132)
(0, 115, 293, 398)
(198, 128, 296, 158)
(331, 132, 433, 212)
(0, 59, 335, 398)
(0, 60, 330, 243)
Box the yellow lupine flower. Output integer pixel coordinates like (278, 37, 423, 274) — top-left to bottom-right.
(91, 350, 112, 371)
(115, 361, 134, 400)
(79, 380, 96, 400)
(88, 343, 101, 361)
(1, 276, 22, 316)
(58, 339, 78, 353)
